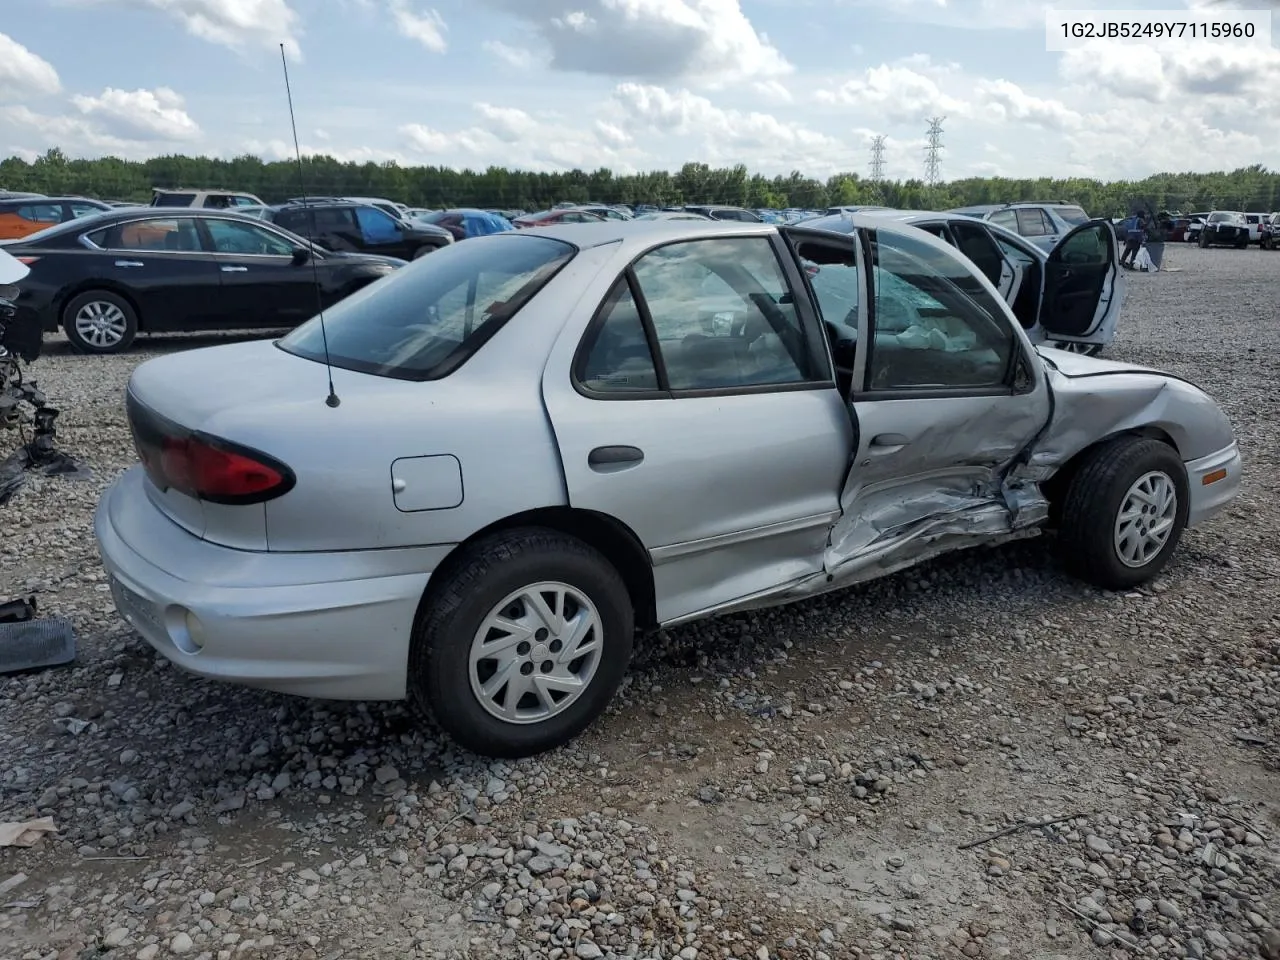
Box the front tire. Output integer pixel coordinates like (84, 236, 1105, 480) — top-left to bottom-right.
(62, 290, 138, 354)
(412, 245, 439, 260)
(410, 528, 635, 758)
(1058, 437, 1189, 590)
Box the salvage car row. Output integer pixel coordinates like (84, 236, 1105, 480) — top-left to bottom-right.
(0, 201, 1128, 356)
(0, 207, 1242, 759)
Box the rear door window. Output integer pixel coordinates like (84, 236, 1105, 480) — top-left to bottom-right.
(1016, 208, 1051, 236)
(1054, 206, 1090, 226)
(152, 193, 196, 207)
(17, 203, 63, 224)
(90, 217, 203, 251)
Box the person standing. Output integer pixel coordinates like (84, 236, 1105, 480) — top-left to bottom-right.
(1120, 213, 1146, 268)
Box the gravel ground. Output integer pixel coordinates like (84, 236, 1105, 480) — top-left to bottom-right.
(0, 244, 1277, 960)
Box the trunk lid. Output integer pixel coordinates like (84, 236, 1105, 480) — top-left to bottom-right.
(125, 338, 415, 550)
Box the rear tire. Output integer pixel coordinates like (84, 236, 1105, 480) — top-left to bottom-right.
(1058, 437, 1189, 590)
(409, 528, 635, 758)
(62, 290, 138, 354)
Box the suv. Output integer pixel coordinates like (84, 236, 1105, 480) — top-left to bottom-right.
(947, 201, 1091, 252)
(285, 196, 409, 221)
(1259, 213, 1280, 250)
(264, 200, 452, 260)
(1242, 213, 1265, 244)
(152, 188, 264, 209)
(0, 196, 113, 240)
(1197, 211, 1249, 248)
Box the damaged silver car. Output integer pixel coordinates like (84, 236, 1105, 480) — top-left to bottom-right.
(95, 217, 1242, 758)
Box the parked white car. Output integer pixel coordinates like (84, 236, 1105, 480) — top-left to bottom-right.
(95, 217, 1242, 757)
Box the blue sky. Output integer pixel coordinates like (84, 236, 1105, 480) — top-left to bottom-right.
(1, 0, 1276, 181)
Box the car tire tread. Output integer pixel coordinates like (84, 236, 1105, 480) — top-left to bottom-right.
(409, 527, 634, 758)
(1058, 437, 1189, 591)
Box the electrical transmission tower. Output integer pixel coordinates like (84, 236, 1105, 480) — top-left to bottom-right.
(923, 117, 945, 186)
(869, 135, 886, 182)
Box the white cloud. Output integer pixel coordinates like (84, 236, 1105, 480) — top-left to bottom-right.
(475, 0, 792, 85)
(752, 79, 793, 103)
(0, 33, 61, 102)
(400, 101, 649, 174)
(238, 137, 407, 164)
(482, 39, 540, 69)
(973, 79, 1082, 131)
(388, 0, 447, 52)
(75, 0, 302, 58)
(609, 82, 849, 173)
(815, 64, 969, 123)
(71, 86, 201, 141)
(1, 105, 159, 159)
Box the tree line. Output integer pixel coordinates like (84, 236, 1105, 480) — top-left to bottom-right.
(3, 149, 1278, 216)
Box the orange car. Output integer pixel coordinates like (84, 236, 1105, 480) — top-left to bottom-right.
(0, 197, 114, 240)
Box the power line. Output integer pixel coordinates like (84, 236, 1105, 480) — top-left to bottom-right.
(869, 135, 886, 182)
(924, 117, 945, 187)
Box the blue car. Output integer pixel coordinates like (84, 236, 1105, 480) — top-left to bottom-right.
(418, 208, 514, 241)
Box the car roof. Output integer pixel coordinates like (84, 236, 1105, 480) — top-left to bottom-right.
(518, 212, 932, 252)
(0, 195, 105, 204)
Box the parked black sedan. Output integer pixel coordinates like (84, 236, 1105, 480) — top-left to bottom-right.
(263, 200, 453, 260)
(0, 208, 404, 355)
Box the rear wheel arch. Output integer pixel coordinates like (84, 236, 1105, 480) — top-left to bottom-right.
(415, 506, 656, 634)
(57, 281, 146, 331)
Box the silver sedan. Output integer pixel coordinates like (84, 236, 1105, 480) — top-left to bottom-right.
(95, 216, 1242, 757)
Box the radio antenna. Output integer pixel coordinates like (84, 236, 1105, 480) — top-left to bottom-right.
(280, 42, 339, 408)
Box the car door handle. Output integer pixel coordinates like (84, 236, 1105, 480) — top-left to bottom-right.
(114, 260, 144, 268)
(220, 265, 248, 272)
(870, 433, 909, 447)
(588, 445, 644, 469)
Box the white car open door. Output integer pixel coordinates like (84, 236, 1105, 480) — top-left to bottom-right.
(1038, 220, 1125, 352)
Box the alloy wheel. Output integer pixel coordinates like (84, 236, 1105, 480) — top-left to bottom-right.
(1113, 470, 1178, 568)
(74, 301, 128, 349)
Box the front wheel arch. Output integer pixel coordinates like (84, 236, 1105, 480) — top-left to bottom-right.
(1042, 427, 1181, 529)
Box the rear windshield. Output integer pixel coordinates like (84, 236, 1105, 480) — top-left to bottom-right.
(1055, 205, 1090, 226)
(277, 234, 576, 381)
(153, 192, 196, 207)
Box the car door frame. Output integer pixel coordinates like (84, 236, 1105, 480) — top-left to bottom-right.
(80, 213, 223, 330)
(920, 217, 1017, 300)
(782, 223, 1054, 585)
(1039, 220, 1124, 344)
(538, 228, 855, 626)
(196, 215, 315, 328)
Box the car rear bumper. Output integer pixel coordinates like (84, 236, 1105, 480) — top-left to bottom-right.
(95, 467, 454, 700)
(1185, 441, 1241, 529)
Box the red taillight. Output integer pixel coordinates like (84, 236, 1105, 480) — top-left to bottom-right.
(14, 256, 39, 265)
(157, 435, 290, 502)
